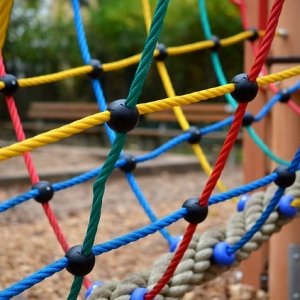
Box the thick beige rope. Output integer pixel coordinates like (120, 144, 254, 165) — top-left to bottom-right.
(89, 173, 300, 300)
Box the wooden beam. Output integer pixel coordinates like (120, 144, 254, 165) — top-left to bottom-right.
(241, 0, 269, 288)
(268, 0, 300, 298)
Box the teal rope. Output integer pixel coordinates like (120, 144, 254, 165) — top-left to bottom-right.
(67, 134, 126, 299)
(246, 127, 289, 165)
(67, 277, 84, 300)
(126, 0, 170, 108)
(67, 0, 170, 298)
(198, 0, 289, 166)
(82, 134, 127, 255)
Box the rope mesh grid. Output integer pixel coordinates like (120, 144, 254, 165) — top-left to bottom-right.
(0, 0, 299, 299)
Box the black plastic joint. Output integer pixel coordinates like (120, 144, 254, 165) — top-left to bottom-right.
(155, 43, 168, 61)
(230, 73, 259, 103)
(242, 113, 255, 127)
(186, 126, 202, 144)
(274, 166, 296, 188)
(107, 99, 139, 133)
(182, 198, 208, 224)
(119, 154, 136, 173)
(211, 35, 221, 51)
(248, 28, 260, 42)
(65, 245, 95, 276)
(88, 59, 103, 78)
(32, 181, 54, 203)
(279, 89, 291, 103)
(0, 74, 19, 96)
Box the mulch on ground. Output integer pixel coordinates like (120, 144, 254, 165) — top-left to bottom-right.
(0, 144, 266, 299)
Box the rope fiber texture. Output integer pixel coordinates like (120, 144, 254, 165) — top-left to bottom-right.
(67, 0, 171, 298)
(88, 174, 300, 300)
(0, 30, 263, 90)
(145, 0, 287, 296)
(0, 65, 299, 162)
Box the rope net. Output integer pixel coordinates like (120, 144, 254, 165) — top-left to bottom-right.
(0, 0, 299, 299)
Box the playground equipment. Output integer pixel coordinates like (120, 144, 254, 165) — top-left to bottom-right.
(0, 0, 300, 299)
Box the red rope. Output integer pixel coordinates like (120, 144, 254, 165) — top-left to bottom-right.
(237, 0, 300, 117)
(198, 103, 247, 206)
(144, 224, 197, 300)
(0, 56, 91, 288)
(287, 100, 300, 115)
(145, 0, 286, 297)
(248, 0, 285, 81)
(259, 0, 269, 34)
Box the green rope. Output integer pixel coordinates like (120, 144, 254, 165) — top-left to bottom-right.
(198, 0, 290, 166)
(67, 277, 84, 300)
(126, 0, 170, 108)
(246, 126, 289, 165)
(67, 0, 171, 298)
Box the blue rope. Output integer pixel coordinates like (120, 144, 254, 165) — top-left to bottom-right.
(70, 0, 174, 256)
(200, 116, 234, 136)
(92, 208, 186, 255)
(0, 190, 39, 213)
(2, 156, 300, 297)
(135, 132, 191, 164)
(71, 0, 115, 144)
(254, 81, 300, 122)
(0, 209, 186, 298)
(227, 147, 300, 254)
(227, 187, 285, 254)
(254, 93, 281, 122)
(0, 258, 68, 299)
(0, 103, 290, 214)
(209, 173, 278, 205)
(125, 172, 172, 244)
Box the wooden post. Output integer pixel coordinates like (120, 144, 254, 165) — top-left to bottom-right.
(241, 0, 270, 288)
(242, 0, 300, 297)
(268, 1, 300, 299)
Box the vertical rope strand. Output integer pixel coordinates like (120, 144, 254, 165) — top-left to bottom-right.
(145, 0, 285, 297)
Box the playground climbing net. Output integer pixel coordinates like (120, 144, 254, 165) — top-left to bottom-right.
(0, 0, 300, 299)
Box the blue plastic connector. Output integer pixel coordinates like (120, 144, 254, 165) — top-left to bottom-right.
(237, 194, 250, 212)
(278, 195, 297, 218)
(169, 235, 182, 252)
(212, 242, 236, 266)
(130, 287, 148, 300)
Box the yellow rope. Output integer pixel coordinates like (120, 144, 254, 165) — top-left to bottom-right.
(257, 66, 300, 86)
(0, 111, 110, 161)
(0, 0, 13, 53)
(0, 66, 298, 161)
(17, 65, 93, 87)
(0, 30, 267, 90)
(291, 198, 300, 208)
(142, 0, 228, 196)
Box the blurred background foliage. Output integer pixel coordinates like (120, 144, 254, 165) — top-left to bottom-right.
(2, 0, 243, 118)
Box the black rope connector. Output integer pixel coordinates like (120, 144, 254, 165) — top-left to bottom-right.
(242, 113, 255, 127)
(211, 35, 221, 52)
(107, 99, 139, 133)
(274, 166, 296, 188)
(65, 245, 95, 276)
(230, 73, 259, 103)
(32, 181, 54, 203)
(248, 28, 260, 42)
(186, 126, 202, 144)
(155, 43, 168, 61)
(119, 154, 136, 173)
(0, 74, 19, 96)
(88, 59, 103, 79)
(182, 198, 208, 224)
(279, 88, 291, 103)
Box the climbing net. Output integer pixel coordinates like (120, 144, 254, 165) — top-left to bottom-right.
(0, 0, 300, 299)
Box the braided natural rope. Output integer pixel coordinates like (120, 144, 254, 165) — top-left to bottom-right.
(89, 173, 300, 300)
